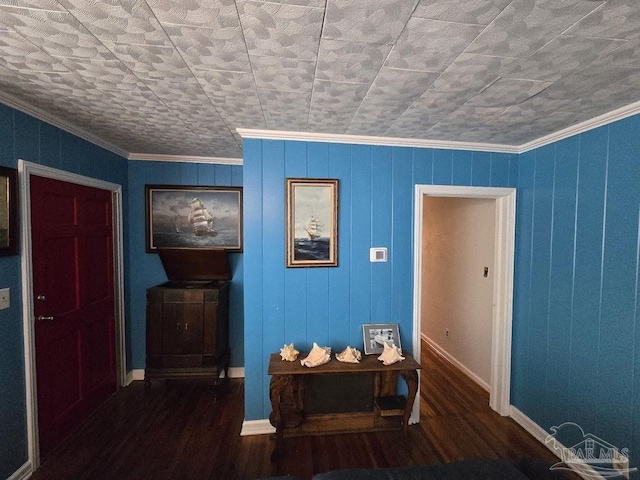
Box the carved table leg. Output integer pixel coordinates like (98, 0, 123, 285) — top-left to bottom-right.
(269, 374, 289, 461)
(400, 369, 418, 434)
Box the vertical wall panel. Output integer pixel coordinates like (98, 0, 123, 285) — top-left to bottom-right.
(598, 118, 639, 448)
(490, 152, 510, 187)
(328, 144, 352, 346)
(512, 150, 535, 411)
(370, 146, 393, 324)
(433, 149, 453, 184)
(350, 145, 373, 330)
(452, 150, 472, 186)
(472, 151, 491, 186)
(528, 145, 555, 428)
(284, 142, 308, 347)
(412, 148, 433, 185)
(306, 142, 330, 344)
(569, 127, 607, 433)
(242, 139, 265, 419)
(546, 136, 578, 427)
(261, 141, 286, 379)
(391, 147, 414, 350)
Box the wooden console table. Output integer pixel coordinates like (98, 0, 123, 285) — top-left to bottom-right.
(268, 352, 420, 459)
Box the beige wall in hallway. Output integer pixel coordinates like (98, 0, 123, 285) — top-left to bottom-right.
(421, 196, 496, 386)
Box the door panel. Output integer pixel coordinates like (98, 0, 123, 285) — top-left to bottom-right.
(31, 175, 117, 457)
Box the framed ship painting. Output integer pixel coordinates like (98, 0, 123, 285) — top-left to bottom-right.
(145, 185, 242, 252)
(286, 178, 338, 268)
(362, 323, 401, 355)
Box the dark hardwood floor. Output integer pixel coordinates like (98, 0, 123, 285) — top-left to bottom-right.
(30, 342, 574, 480)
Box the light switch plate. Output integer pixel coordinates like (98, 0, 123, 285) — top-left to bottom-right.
(370, 247, 388, 263)
(0, 288, 9, 310)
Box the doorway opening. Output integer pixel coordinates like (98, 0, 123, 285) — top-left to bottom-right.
(411, 185, 516, 423)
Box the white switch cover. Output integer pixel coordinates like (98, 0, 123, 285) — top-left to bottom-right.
(370, 247, 388, 262)
(0, 288, 9, 310)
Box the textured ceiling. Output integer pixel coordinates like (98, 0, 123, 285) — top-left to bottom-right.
(0, 0, 639, 160)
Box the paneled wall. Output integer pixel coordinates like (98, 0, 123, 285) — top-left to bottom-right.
(0, 104, 128, 480)
(242, 139, 516, 420)
(513, 115, 640, 465)
(127, 160, 244, 370)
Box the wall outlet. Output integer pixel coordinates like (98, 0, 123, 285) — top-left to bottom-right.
(0, 288, 9, 310)
(445, 328, 450, 339)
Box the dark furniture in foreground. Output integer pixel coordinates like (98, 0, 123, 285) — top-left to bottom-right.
(268, 352, 420, 460)
(263, 457, 571, 480)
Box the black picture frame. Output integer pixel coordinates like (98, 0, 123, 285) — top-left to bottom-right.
(145, 185, 242, 252)
(362, 323, 401, 355)
(0, 165, 18, 257)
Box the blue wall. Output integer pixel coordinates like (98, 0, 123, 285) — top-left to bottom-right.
(513, 115, 640, 467)
(127, 160, 244, 370)
(242, 139, 516, 421)
(0, 104, 128, 479)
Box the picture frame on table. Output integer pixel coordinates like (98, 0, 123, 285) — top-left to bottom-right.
(362, 323, 401, 355)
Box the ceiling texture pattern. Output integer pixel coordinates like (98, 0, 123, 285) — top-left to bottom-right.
(0, 0, 639, 160)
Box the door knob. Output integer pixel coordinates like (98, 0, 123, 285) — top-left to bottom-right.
(37, 295, 47, 302)
(37, 315, 54, 322)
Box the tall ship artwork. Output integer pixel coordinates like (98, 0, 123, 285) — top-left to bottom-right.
(188, 198, 217, 237)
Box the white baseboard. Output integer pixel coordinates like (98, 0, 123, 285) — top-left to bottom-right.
(126, 367, 245, 386)
(422, 334, 490, 392)
(7, 461, 32, 480)
(509, 406, 605, 480)
(240, 419, 275, 436)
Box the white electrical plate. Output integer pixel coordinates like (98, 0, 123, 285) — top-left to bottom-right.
(370, 247, 388, 263)
(0, 288, 9, 310)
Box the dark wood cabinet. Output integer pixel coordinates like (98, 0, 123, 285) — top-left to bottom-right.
(145, 281, 230, 385)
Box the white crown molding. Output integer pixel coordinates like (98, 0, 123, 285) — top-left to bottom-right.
(128, 153, 242, 165)
(236, 128, 520, 154)
(518, 99, 640, 153)
(0, 93, 129, 159)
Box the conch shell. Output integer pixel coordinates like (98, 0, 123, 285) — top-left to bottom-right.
(377, 342, 405, 366)
(335, 346, 362, 363)
(279, 343, 299, 362)
(300, 343, 331, 367)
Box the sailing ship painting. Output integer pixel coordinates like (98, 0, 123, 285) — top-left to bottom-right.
(146, 186, 242, 252)
(188, 197, 217, 237)
(286, 179, 338, 267)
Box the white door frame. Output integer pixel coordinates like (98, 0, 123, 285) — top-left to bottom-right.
(18, 160, 126, 470)
(411, 185, 516, 423)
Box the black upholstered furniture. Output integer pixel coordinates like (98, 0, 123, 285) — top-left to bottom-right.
(261, 458, 570, 480)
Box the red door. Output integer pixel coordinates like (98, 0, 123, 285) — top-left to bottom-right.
(31, 175, 117, 456)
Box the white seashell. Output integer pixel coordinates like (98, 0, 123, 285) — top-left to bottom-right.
(300, 342, 331, 367)
(335, 346, 362, 363)
(279, 343, 299, 362)
(377, 342, 405, 366)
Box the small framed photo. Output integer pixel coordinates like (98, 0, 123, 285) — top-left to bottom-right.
(0, 165, 18, 257)
(286, 178, 338, 268)
(145, 185, 242, 252)
(362, 323, 401, 355)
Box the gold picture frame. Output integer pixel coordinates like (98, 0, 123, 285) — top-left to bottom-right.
(286, 178, 338, 268)
(0, 165, 18, 257)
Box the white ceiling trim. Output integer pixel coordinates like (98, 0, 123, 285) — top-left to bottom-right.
(127, 153, 242, 165)
(236, 128, 521, 154)
(518, 99, 640, 154)
(0, 92, 129, 160)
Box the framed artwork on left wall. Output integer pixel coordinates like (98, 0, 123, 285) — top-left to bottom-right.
(0, 165, 18, 256)
(145, 185, 243, 252)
